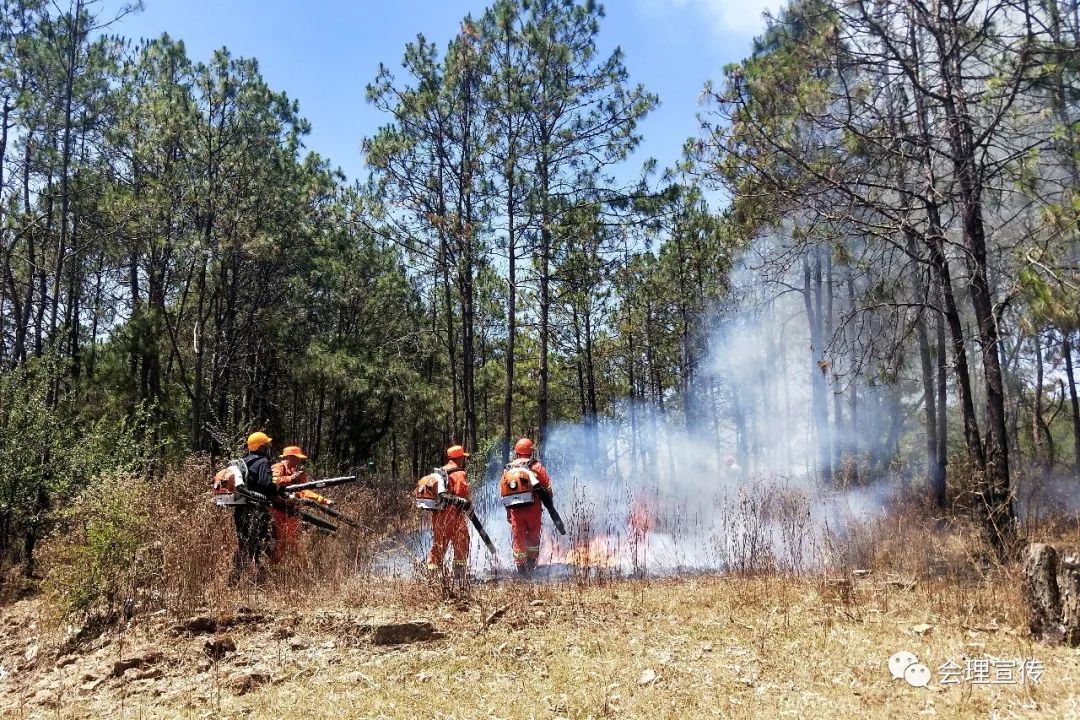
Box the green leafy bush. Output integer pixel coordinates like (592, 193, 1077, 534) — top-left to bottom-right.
(45, 475, 159, 619)
(0, 356, 157, 602)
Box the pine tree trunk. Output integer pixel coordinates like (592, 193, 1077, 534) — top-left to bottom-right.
(846, 268, 858, 461)
(458, 64, 478, 454)
(908, 17, 985, 476)
(935, 295, 949, 489)
(503, 175, 516, 464)
(34, 171, 54, 358)
(626, 307, 640, 465)
(674, 228, 694, 429)
(804, 251, 832, 485)
(583, 298, 599, 460)
(826, 252, 842, 472)
(191, 247, 209, 453)
(919, 313, 944, 506)
(64, 227, 79, 379)
(48, 3, 81, 350)
(0, 99, 8, 364)
(538, 159, 551, 445)
(1033, 331, 1049, 468)
(10, 136, 33, 364)
(939, 31, 1015, 554)
(732, 382, 749, 471)
(573, 305, 586, 418)
(439, 235, 458, 442)
(460, 258, 477, 452)
(905, 230, 945, 506)
(1064, 334, 1080, 471)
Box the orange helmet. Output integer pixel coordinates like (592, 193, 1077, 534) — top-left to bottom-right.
(281, 445, 308, 461)
(514, 438, 534, 456)
(447, 445, 470, 460)
(246, 431, 272, 452)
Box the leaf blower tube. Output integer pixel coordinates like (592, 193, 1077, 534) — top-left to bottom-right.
(300, 499, 364, 530)
(441, 494, 497, 554)
(235, 487, 338, 533)
(537, 487, 566, 535)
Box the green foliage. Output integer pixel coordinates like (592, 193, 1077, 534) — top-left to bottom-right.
(0, 0, 1076, 605)
(1019, 262, 1080, 333)
(45, 475, 155, 620)
(0, 357, 155, 570)
(702, 0, 841, 235)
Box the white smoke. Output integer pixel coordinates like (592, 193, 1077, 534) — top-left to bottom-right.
(459, 268, 903, 578)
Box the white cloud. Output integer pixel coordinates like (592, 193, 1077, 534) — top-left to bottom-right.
(639, 0, 784, 38)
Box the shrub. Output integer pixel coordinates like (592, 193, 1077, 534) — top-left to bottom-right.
(45, 475, 160, 620)
(0, 356, 156, 576)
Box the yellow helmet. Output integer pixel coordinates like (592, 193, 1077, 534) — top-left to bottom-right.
(246, 431, 272, 452)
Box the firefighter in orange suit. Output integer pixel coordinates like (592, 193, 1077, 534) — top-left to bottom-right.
(503, 438, 552, 575)
(269, 445, 331, 563)
(426, 445, 472, 579)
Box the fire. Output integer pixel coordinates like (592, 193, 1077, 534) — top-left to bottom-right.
(541, 533, 621, 568)
(537, 498, 656, 570)
(629, 498, 654, 538)
(565, 535, 620, 568)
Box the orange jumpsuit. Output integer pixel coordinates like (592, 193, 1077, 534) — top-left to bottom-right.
(505, 457, 552, 572)
(269, 462, 330, 563)
(426, 461, 470, 574)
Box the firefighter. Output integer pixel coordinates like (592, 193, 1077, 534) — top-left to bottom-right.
(425, 445, 472, 580)
(269, 445, 332, 563)
(501, 437, 553, 576)
(228, 431, 283, 585)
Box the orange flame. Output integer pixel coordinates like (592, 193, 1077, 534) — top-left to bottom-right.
(541, 533, 621, 568)
(565, 535, 620, 568)
(538, 498, 658, 569)
(629, 498, 654, 538)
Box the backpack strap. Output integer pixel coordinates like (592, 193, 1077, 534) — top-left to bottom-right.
(434, 467, 450, 494)
(230, 458, 249, 483)
(435, 467, 471, 507)
(506, 457, 533, 471)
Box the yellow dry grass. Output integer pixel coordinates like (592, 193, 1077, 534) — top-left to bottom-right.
(237, 575, 1080, 720)
(9, 568, 1078, 720)
(8, 473, 1080, 719)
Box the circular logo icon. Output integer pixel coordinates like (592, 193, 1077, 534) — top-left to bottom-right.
(888, 651, 918, 680)
(904, 663, 931, 688)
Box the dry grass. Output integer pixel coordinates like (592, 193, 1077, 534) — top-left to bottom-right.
(7, 467, 1080, 718)
(4, 568, 1080, 719)
(120, 458, 419, 616)
(219, 574, 1080, 720)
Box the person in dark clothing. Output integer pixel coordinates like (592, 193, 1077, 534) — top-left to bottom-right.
(228, 431, 283, 586)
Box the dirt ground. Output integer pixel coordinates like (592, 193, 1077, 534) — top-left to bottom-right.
(2, 568, 1079, 720)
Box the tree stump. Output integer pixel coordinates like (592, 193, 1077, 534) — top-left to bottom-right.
(1021, 543, 1080, 646)
(1061, 554, 1080, 647)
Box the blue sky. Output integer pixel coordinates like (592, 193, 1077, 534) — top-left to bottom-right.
(104, 0, 782, 183)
